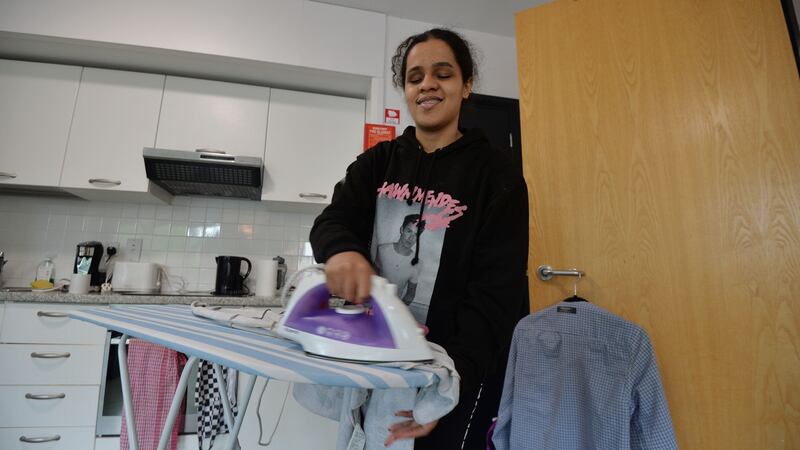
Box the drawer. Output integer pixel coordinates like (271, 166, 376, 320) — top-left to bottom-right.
(1, 303, 107, 344)
(0, 385, 99, 427)
(0, 427, 95, 450)
(0, 344, 104, 385)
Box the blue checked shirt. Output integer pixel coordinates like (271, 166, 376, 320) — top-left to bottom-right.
(492, 301, 678, 450)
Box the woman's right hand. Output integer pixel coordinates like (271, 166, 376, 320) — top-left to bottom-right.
(324, 251, 374, 304)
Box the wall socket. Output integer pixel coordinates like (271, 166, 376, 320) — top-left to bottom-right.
(125, 238, 143, 262)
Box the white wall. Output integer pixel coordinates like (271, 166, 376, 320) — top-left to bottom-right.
(383, 17, 519, 130)
(0, 0, 386, 78)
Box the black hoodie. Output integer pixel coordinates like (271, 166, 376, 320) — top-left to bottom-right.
(310, 126, 529, 423)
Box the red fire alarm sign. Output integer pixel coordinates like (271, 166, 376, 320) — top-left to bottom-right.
(384, 108, 400, 125)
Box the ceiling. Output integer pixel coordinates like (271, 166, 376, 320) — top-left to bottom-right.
(314, 0, 552, 37)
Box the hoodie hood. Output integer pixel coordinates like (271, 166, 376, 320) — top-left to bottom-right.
(396, 125, 489, 157)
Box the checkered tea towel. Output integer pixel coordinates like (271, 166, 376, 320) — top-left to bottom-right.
(195, 360, 240, 450)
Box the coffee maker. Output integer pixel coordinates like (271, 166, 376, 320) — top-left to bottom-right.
(74, 241, 105, 287)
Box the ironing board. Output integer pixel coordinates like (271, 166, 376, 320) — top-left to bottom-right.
(69, 304, 436, 450)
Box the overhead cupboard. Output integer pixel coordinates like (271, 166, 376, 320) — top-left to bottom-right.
(0, 59, 366, 207)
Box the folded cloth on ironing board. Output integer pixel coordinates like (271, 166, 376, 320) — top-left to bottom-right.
(120, 339, 187, 450)
(292, 342, 460, 450)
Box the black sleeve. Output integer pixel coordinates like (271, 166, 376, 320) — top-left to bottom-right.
(309, 148, 382, 263)
(447, 178, 530, 395)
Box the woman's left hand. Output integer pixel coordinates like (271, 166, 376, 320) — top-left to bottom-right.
(384, 410, 438, 447)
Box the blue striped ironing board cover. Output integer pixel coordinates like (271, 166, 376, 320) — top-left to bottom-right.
(69, 304, 434, 389)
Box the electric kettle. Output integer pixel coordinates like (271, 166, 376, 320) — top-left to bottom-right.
(214, 256, 252, 296)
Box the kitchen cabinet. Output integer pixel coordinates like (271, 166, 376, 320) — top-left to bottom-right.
(156, 76, 271, 159)
(60, 68, 171, 203)
(1, 428, 96, 450)
(0, 60, 81, 188)
(262, 89, 365, 207)
(0, 303, 106, 449)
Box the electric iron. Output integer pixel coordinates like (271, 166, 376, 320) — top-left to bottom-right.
(276, 269, 433, 363)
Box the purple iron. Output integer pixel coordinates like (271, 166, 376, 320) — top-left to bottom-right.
(276, 270, 433, 363)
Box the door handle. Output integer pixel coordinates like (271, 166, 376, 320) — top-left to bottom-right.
(31, 351, 71, 359)
(0, 171, 17, 179)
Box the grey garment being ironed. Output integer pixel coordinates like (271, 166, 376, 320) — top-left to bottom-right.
(292, 343, 460, 450)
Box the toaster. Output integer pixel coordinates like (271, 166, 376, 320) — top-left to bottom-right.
(111, 262, 161, 294)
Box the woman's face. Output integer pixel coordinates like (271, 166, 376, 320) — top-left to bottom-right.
(404, 39, 472, 134)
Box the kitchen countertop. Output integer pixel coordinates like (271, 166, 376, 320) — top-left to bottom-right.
(0, 289, 283, 306)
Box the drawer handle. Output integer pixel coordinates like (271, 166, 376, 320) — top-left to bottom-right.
(20, 435, 61, 443)
(0, 171, 17, 179)
(88, 178, 122, 186)
(25, 393, 66, 400)
(37, 311, 69, 318)
(31, 351, 71, 359)
(299, 192, 328, 200)
(195, 148, 228, 154)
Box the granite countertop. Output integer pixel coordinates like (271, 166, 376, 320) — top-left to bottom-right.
(0, 289, 283, 307)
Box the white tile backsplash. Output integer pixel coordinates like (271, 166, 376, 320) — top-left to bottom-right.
(0, 194, 318, 291)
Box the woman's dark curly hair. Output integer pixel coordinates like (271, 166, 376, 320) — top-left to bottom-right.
(391, 28, 477, 88)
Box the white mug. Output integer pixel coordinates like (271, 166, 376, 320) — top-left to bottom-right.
(68, 273, 91, 295)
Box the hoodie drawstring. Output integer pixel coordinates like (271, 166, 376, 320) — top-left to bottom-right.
(411, 150, 437, 266)
(407, 148, 424, 206)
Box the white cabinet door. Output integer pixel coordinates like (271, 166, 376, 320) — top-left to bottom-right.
(0, 60, 81, 187)
(60, 68, 164, 195)
(0, 303, 107, 345)
(156, 76, 270, 158)
(0, 385, 99, 427)
(0, 344, 104, 385)
(1, 427, 95, 450)
(262, 89, 364, 205)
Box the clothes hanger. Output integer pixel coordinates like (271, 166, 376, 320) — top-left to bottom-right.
(563, 272, 588, 302)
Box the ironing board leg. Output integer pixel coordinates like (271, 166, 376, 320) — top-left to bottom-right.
(213, 363, 235, 431)
(223, 373, 257, 450)
(157, 356, 199, 450)
(118, 333, 138, 450)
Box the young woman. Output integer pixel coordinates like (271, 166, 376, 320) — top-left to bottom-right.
(310, 28, 529, 449)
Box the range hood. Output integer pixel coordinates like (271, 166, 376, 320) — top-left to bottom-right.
(143, 148, 263, 200)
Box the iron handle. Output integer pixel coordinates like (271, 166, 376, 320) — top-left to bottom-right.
(31, 351, 71, 359)
(298, 192, 328, 200)
(88, 178, 122, 186)
(0, 171, 17, 179)
(37, 311, 69, 318)
(19, 435, 61, 443)
(25, 393, 66, 400)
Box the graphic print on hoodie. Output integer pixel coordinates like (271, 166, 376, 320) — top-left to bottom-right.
(371, 182, 468, 323)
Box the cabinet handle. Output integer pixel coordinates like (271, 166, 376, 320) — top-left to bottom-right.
(195, 148, 228, 154)
(37, 311, 69, 318)
(31, 351, 71, 359)
(19, 435, 61, 443)
(299, 193, 328, 200)
(25, 393, 66, 400)
(0, 171, 17, 179)
(88, 178, 122, 186)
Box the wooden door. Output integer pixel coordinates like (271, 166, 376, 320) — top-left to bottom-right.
(516, 0, 800, 448)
